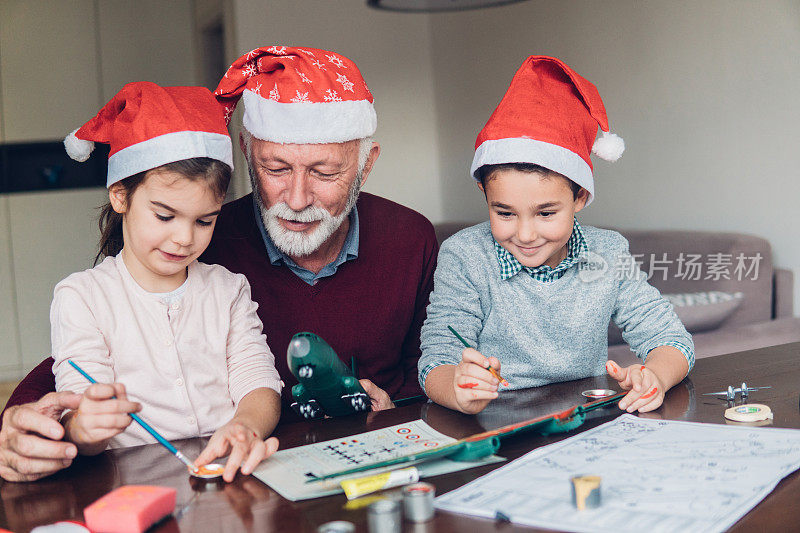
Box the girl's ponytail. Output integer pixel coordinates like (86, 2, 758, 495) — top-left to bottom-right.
(94, 172, 146, 265)
(96, 204, 124, 264)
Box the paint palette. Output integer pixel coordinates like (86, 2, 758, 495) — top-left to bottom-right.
(190, 463, 224, 479)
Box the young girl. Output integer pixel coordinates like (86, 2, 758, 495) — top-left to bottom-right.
(53, 82, 282, 481)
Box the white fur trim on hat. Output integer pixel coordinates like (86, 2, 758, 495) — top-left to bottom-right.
(471, 138, 595, 206)
(64, 128, 95, 162)
(106, 131, 233, 187)
(242, 90, 377, 144)
(591, 131, 625, 162)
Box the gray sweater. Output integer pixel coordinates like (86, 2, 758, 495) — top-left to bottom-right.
(419, 222, 693, 390)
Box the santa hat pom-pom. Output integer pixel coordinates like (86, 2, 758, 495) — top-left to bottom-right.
(64, 129, 95, 162)
(592, 130, 625, 162)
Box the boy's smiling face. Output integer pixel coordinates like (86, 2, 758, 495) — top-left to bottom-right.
(481, 168, 588, 269)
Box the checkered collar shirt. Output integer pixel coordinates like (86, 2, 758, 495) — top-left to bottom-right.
(494, 218, 588, 282)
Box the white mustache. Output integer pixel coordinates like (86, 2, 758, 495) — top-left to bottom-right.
(266, 203, 332, 224)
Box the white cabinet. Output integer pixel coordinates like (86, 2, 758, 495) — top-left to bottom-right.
(0, 0, 100, 142)
(0, 197, 22, 380)
(7, 188, 109, 371)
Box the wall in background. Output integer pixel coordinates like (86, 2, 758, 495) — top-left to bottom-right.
(427, 0, 800, 310)
(1, 0, 797, 380)
(229, 0, 444, 222)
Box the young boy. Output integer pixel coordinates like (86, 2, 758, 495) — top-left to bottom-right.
(419, 56, 693, 415)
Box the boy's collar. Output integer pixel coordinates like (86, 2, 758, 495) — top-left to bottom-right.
(494, 218, 588, 281)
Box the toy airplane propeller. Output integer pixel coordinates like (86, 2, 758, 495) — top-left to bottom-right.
(703, 382, 771, 401)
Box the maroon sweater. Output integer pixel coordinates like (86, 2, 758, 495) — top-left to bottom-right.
(2, 192, 437, 424)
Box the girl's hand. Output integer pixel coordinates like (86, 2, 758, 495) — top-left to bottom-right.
(606, 360, 666, 413)
(195, 421, 279, 482)
(452, 348, 500, 414)
(65, 383, 140, 451)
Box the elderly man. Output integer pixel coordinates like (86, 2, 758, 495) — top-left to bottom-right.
(0, 46, 438, 481)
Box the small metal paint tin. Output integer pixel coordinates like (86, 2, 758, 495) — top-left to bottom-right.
(581, 389, 616, 400)
(367, 498, 401, 533)
(190, 463, 224, 479)
(317, 521, 355, 533)
(402, 482, 435, 522)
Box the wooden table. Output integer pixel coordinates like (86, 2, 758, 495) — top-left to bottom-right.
(2, 342, 799, 532)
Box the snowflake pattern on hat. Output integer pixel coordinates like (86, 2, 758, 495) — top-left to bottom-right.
(214, 46, 376, 143)
(268, 84, 280, 101)
(296, 69, 312, 84)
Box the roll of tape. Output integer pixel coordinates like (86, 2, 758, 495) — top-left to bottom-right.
(724, 403, 772, 423)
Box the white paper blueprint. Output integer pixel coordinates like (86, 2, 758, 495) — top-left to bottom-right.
(435, 414, 800, 533)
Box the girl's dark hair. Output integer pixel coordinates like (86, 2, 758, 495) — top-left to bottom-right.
(95, 157, 231, 264)
(478, 163, 582, 199)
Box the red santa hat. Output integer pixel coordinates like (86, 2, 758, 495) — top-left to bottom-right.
(214, 45, 377, 144)
(471, 55, 624, 205)
(63, 82, 233, 187)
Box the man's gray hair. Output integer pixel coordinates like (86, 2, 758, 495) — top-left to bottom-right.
(241, 127, 373, 181)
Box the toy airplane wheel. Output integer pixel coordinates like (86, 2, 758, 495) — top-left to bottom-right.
(348, 394, 370, 412)
(291, 399, 323, 419)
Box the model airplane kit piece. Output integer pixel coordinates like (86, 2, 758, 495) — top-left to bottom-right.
(288, 332, 372, 419)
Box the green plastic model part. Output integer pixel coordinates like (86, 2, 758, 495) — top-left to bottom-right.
(448, 436, 501, 462)
(288, 332, 371, 419)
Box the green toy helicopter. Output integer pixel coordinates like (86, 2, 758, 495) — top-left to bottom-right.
(287, 332, 371, 419)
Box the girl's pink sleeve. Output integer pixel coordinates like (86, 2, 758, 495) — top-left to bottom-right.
(225, 275, 282, 404)
(50, 279, 113, 394)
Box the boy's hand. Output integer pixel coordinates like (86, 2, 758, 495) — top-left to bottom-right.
(66, 383, 140, 449)
(195, 421, 279, 482)
(452, 348, 500, 414)
(606, 360, 665, 413)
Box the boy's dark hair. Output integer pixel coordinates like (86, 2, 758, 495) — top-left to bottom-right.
(478, 163, 582, 199)
(95, 157, 231, 264)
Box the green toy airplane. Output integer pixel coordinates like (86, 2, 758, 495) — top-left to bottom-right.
(287, 332, 371, 419)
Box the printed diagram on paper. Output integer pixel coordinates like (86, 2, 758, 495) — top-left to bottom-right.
(436, 414, 800, 533)
(254, 420, 502, 501)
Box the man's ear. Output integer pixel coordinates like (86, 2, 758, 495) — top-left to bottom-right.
(239, 132, 247, 156)
(108, 183, 128, 214)
(573, 187, 590, 213)
(357, 142, 381, 188)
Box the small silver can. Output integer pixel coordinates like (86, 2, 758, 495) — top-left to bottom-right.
(367, 498, 401, 533)
(317, 521, 355, 533)
(402, 482, 436, 522)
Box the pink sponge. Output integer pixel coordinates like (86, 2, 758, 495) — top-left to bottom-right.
(84, 485, 176, 533)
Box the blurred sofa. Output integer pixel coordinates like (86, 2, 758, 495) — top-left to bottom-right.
(433, 224, 800, 365)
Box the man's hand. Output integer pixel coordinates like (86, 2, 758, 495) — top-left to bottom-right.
(0, 392, 82, 482)
(359, 379, 395, 411)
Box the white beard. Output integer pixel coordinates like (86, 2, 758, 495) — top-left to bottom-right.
(255, 177, 361, 258)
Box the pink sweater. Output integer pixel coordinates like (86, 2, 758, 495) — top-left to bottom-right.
(51, 255, 281, 448)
